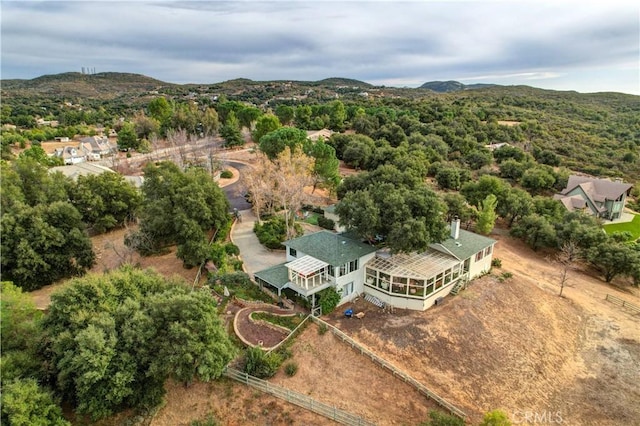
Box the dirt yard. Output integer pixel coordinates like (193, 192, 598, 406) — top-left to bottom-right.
(323, 230, 640, 425)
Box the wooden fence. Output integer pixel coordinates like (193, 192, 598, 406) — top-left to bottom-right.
(605, 294, 640, 314)
(224, 367, 376, 426)
(309, 316, 467, 420)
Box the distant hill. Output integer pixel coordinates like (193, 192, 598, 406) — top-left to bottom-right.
(314, 77, 372, 88)
(1, 72, 172, 98)
(419, 80, 497, 93)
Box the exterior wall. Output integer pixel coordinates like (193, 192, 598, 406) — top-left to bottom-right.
(364, 280, 456, 311)
(467, 243, 495, 279)
(565, 187, 598, 216)
(336, 251, 376, 305)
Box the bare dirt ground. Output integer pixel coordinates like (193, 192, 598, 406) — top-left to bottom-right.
(323, 229, 640, 425)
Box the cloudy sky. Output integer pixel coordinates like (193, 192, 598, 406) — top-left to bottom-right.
(2, 1, 639, 94)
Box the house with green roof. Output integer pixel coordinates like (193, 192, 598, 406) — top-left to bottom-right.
(254, 219, 496, 312)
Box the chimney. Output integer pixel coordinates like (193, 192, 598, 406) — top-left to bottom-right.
(451, 216, 460, 240)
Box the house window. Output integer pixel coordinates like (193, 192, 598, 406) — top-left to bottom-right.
(342, 282, 354, 296)
(289, 247, 297, 258)
(475, 251, 484, 262)
(484, 246, 492, 257)
(349, 259, 359, 272)
(327, 265, 335, 277)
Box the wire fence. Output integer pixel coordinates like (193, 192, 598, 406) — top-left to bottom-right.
(309, 316, 467, 420)
(224, 367, 376, 426)
(605, 294, 640, 314)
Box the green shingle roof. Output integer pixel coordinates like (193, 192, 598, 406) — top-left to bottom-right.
(253, 263, 289, 290)
(285, 231, 377, 266)
(430, 229, 496, 261)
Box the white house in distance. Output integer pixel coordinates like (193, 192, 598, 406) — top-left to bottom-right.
(254, 218, 496, 312)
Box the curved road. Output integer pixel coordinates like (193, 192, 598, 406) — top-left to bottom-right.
(223, 161, 252, 211)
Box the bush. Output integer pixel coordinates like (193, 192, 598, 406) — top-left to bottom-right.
(491, 258, 502, 268)
(317, 287, 341, 315)
(224, 243, 240, 256)
(498, 272, 513, 282)
(244, 347, 282, 379)
(220, 169, 233, 179)
(318, 323, 328, 335)
(254, 216, 302, 249)
(284, 362, 298, 377)
(420, 410, 465, 426)
(317, 215, 335, 230)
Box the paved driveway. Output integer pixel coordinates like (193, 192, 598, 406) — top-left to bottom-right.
(231, 209, 286, 278)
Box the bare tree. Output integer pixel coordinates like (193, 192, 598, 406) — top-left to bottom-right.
(273, 146, 314, 239)
(243, 152, 278, 222)
(167, 128, 189, 169)
(556, 240, 580, 297)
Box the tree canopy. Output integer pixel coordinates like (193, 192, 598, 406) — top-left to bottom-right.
(127, 161, 230, 267)
(41, 267, 236, 420)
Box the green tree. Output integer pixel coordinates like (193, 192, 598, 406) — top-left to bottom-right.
(275, 104, 295, 125)
(521, 166, 556, 194)
(19, 145, 63, 167)
(497, 188, 534, 227)
(202, 107, 220, 136)
(318, 286, 341, 314)
(42, 267, 236, 420)
(309, 139, 340, 193)
(258, 126, 308, 159)
(443, 193, 476, 227)
(480, 409, 512, 426)
(128, 162, 230, 267)
(435, 166, 462, 190)
(148, 97, 173, 124)
(476, 194, 498, 235)
(236, 106, 262, 130)
(1, 379, 69, 426)
(71, 172, 141, 233)
(461, 175, 509, 208)
(510, 214, 557, 251)
(328, 100, 346, 131)
(117, 122, 138, 151)
(587, 240, 640, 283)
(252, 113, 281, 143)
(1, 202, 95, 290)
(220, 111, 244, 148)
(294, 105, 312, 129)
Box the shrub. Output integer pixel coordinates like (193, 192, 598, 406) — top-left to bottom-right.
(491, 258, 502, 268)
(254, 216, 302, 249)
(220, 169, 233, 179)
(317, 287, 341, 315)
(317, 215, 335, 230)
(498, 272, 513, 282)
(224, 243, 240, 256)
(284, 362, 298, 377)
(318, 323, 328, 335)
(244, 347, 282, 379)
(420, 410, 465, 426)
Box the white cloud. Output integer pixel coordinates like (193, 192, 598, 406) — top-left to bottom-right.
(1, 0, 638, 94)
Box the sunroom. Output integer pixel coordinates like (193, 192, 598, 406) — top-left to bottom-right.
(364, 249, 464, 299)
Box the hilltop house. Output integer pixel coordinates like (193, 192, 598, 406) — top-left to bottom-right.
(254, 218, 496, 312)
(554, 175, 633, 221)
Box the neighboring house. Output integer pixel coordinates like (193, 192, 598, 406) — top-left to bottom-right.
(254, 219, 496, 312)
(79, 136, 115, 160)
(554, 175, 633, 220)
(484, 142, 510, 151)
(306, 129, 334, 141)
(53, 146, 86, 165)
(54, 136, 70, 142)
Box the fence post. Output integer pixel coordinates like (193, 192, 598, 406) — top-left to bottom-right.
(244, 371, 249, 384)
